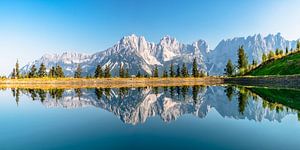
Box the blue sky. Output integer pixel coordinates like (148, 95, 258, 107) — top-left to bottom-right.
(0, 0, 300, 75)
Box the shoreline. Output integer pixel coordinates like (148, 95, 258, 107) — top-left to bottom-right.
(224, 75, 300, 88)
(0, 77, 224, 89)
(1, 75, 300, 89)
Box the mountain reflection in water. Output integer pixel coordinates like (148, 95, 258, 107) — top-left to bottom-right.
(7, 85, 300, 125)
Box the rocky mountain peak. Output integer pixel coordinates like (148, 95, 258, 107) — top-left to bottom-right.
(159, 35, 178, 44)
(192, 39, 210, 54)
(20, 33, 299, 76)
(119, 34, 146, 49)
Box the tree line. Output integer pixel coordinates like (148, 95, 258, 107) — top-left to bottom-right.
(150, 58, 206, 78)
(9, 58, 207, 79)
(224, 40, 300, 76)
(11, 62, 65, 79)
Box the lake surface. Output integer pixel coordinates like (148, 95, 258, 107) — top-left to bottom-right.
(1, 85, 300, 150)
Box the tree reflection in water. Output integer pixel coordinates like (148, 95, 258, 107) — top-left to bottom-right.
(7, 85, 300, 124)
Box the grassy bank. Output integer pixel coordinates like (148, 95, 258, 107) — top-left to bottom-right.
(0, 77, 224, 89)
(247, 52, 300, 76)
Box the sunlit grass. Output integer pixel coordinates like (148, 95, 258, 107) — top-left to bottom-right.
(0, 77, 224, 89)
(247, 51, 300, 76)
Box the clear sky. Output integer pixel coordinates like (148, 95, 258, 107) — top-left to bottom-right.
(0, 0, 300, 75)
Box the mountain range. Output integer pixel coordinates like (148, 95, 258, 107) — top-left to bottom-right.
(20, 33, 299, 76)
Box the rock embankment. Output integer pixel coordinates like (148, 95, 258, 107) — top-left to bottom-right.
(224, 75, 300, 88)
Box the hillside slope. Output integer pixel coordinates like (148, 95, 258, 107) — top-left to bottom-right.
(248, 52, 300, 76)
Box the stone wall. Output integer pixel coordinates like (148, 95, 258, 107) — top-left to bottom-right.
(224, 76, 300, 88)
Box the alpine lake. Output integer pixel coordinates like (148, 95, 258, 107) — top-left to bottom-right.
(1, 84, 300, 150)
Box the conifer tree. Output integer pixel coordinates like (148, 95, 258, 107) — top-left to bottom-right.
(192, 58, 199, 77)
(104, 65, 111, 78)
(275, 48, 280, 56)
(119, 64, 125, 78)
(48, 66, 56, 78)
(262, 53, 267, 62)
(252, 60, 258, 66)
(94, 65, 103, 78)
(224, 59, 234, 76)
(28, 65, 37, 78)
(74, 64, 82, 78)
(176, 65, 181, 77)
(268, 51, 275, 60)
(297, 40, 300, 51)
(153, 65, 159, 77)
(237, 46, 248, 75)
(38, 63, 47, 77)
(181, 63, 189, 77)
(55, 65, 64, 78)
(237, 46, 248, 70)
(169, 63, 175, 77)
(279, 49, 283, 55)
(286, 47, 289, 54)
(11, 68, 16, 79)
(163, 69, 168, 78)
(136, 71, 141, 78)
(15, 60, 20, 79)
(125, 69, 129, 78)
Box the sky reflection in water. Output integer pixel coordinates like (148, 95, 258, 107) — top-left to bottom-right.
(0, 85, 300, 150)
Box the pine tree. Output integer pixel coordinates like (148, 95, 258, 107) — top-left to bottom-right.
(252, 60, 258, 66)
(38, 63, 47, 77)
(119, 64, 125, 78)
(192, 58, 199, 77)
(125, 69, 129, 78)
(28, 65, 37, 78)
(286, 47, 289, 54)
(297, 40, 300, 51)
(163, 69, 168, 78)
(237, 46, 248, 70)
(224, 59, 234, 76)
(275, 48, 280, 56)
(262, 53, 267, 62)
(279, 49, 283, 55)
(268, 51, 275, 60)
(169, 63, 175, 77)
(136, 71, 141, 78)
(15, 60, 20, 79)
(181, 63, 189, 77)
(104, 65, 111, 78)
(48, 66, 56, 78)
(11, 68, 16, 79)
(55, 65, 64, 78)
(74, 64, 82, 78)
(176, 65, 181, 77)
(94, 65, 103, 78)
(153, 65, 159, 77)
